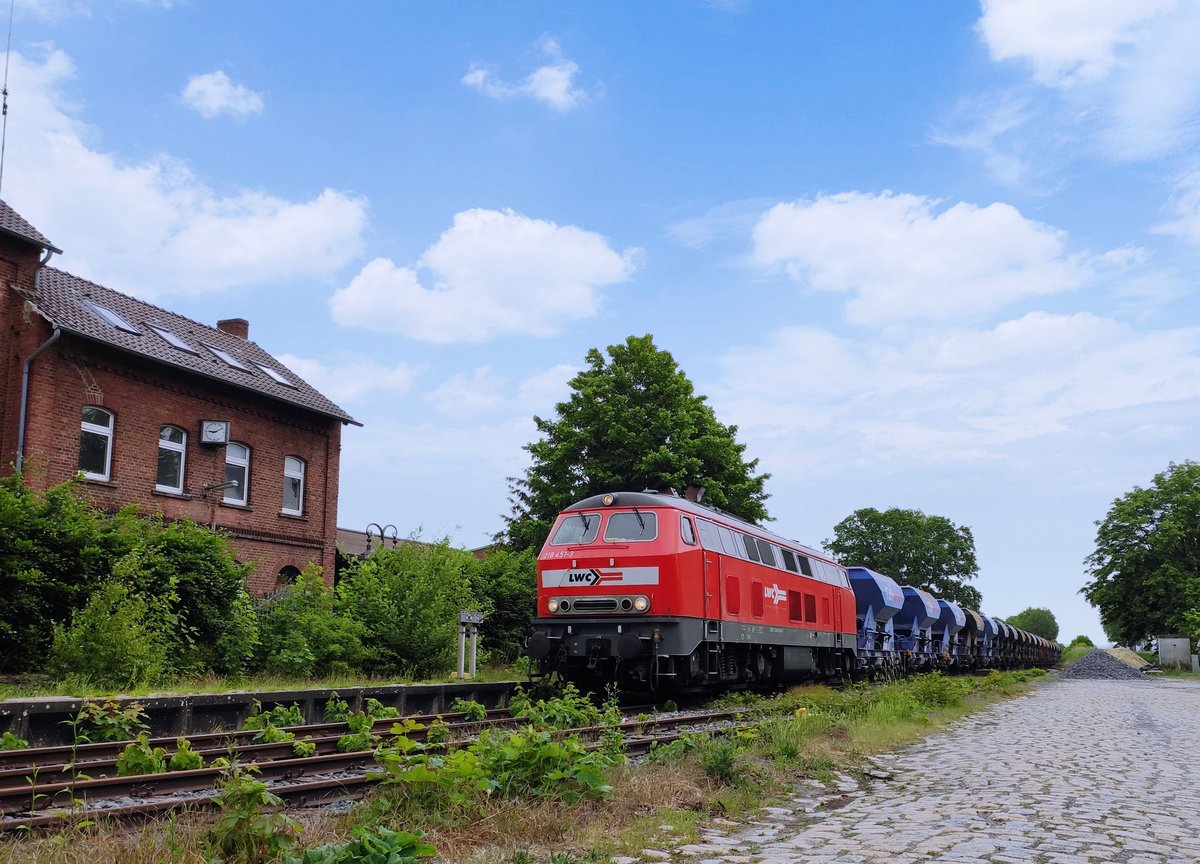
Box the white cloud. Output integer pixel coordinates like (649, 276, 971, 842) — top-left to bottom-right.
(716, 312, 1200, 470)
(424, 363, 578, 418)
(330, 208, 638, 342)
(1154, 169, 1200, 245)
(182, 70, 264, 120)
(1, 48, 367, 298)
(976, 0, 1200, 160)
(15, 0, 89, 21)
(750, 191, 1088, 326)
(463, 36, 591, 111)
(273, 354, 419, 405)
(978, 0, 1177, 85)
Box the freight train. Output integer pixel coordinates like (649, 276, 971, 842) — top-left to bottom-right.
(526, 489, 1059, 692)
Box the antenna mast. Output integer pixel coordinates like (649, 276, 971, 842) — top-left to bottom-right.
(0, 0, 15, 198)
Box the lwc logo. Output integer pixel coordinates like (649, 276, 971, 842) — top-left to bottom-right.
(541, 566, 660, 588)
(566, 568, 622, 586)
(764, 583, 786, 605)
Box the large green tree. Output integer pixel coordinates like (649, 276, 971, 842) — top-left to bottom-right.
(504, 334, 770, 551)
(824, 507, 982, 608)
(1003, 607, 1059, 641)
(1081, 461, 1200, 646)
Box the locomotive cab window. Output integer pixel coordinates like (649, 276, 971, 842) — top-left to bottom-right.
(550, 512, 601, 545)
(680, 516, 696, 546)
(605, 511, 657, 541)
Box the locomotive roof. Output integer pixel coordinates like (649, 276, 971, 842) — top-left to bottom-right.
(562, 490, 834, 563)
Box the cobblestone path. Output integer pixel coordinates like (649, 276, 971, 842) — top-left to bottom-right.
(648, 677, 1200, 864)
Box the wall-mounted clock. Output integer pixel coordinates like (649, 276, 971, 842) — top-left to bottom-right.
(200, 420, 230, 445)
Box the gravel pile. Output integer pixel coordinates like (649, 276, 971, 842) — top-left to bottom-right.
(1058, 649, 1150, 680)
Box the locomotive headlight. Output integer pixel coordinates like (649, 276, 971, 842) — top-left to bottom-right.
(547, 598, 560, 613)
(633, 595, 650, 612)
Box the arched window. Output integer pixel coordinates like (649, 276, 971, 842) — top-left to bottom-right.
(224, 442, 250, 504)
(79, 407, 114, 481)
(156, 425, 186, 493)
(277, 564, 302, 586)
(282, 456, 305, 516)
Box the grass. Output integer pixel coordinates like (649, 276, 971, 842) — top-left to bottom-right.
(0, 668, 1046, 864)
(1057, 643, 1095, 667)
(0, 664, 521, 702)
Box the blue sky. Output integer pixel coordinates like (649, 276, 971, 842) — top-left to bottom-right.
(7, 1, 1200, 644)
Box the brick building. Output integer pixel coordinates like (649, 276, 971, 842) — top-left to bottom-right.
(0, 200, 358, 594)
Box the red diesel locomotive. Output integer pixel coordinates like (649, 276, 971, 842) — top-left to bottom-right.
(526, 489, 858, 690)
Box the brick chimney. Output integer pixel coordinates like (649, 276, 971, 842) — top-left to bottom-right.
(216, 318, 249, 339)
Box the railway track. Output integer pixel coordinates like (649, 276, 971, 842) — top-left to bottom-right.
(0, 707, 747, 832)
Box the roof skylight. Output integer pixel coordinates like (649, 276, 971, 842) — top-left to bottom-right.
(254, 363, 296, 387)
(149, 324, 197, 353)
(83, 300, 141, 334)
(204, 343, 250, 371)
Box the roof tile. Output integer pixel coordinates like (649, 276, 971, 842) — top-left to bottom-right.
(0, 200, 61, 254)
(29, 267, 358, 425)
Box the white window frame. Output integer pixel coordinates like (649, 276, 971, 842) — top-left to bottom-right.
(155, 425, 187, 493)
(79, 407, 114, 481)
(282, 456, 305, 516)
(224, 442, 250, 504)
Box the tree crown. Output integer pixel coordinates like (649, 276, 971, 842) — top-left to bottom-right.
(824, 506, 982, 608)
(504, 334, 769, 550)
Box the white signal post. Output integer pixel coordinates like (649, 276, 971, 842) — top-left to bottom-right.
(457, 610, 485, 678)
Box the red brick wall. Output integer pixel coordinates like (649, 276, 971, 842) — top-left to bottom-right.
(15, 337, 343, 594)
(0, 241, 49, 471)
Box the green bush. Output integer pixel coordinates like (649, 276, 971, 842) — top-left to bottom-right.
(206, 765, 300, 863)
(0, 476, 115, 672)
(338, 541, 478, 678)
(168, 737, 204, 771)
(116, 733, 167, 776)
(111, 514, 258, 676)
(467, 548, 537, 663)
(0, 731, 29, 750)
(283, 826, 435, 864)
(47, 582, 169, 689)
(254, 566, 364, 677)
(66, 698, 149, 743)
(0, 476, 261, 680)
(698, 737, 742, 785)
(243, 701, 305, 731)
(905, 672, 967, 709)
(1068, 634, 1095, 648)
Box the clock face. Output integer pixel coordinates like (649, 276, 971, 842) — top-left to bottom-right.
(202, 421, 228, 442)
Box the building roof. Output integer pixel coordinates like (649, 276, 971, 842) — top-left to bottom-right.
(29, 267, 359, 425)
(0, 200, 61, 254)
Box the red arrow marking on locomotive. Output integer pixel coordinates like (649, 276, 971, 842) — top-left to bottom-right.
(590, 568, 624, 585)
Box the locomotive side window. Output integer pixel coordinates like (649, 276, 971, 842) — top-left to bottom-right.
(781, 549, 799, 573)
(680, 516, 696, 546)
(550, 512, 601, 545)
(797, 554, 814, 578)
(605, 511, 658, 541)
(696, 518, 722, 550)
(741, 533, 761, 562)
(718, 525, 741, 557)
(756, 539, 777, 567)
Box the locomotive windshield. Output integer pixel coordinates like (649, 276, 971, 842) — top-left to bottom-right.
(604, 511, 658, 541)
(549, 512, 601, 545)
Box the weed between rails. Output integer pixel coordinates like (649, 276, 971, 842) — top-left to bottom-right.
(0, 670, 1044, 864)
